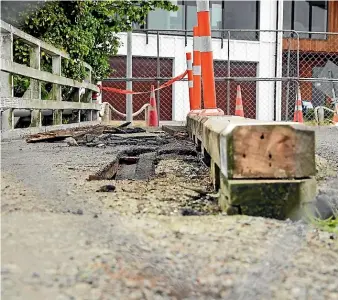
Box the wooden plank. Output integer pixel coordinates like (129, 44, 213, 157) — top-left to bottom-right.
(26, 133, 72, 143)
(0, 33, 14, 130)
(52, 55, 62, 101)
(202, 117, 262, 166)
(187, 115, 317, 220)
(282, 34, 338, 53)
(29, 45, 42, 127)
(0, 59, 99, 92)
(220, 122, 316, 179)
(218, 175, 317, 220)
(88, 160, 119, 181)
(329, 1, 338, 33)
(52, 55, 63, 125)
(187, 115, 316, 179)
(0, 97, 101, 110)
(1, 121, 100, 141)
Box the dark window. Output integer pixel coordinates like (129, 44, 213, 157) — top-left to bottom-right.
(186, 1, 197, 32)
(186, 1, 224, 37)
(210, 1, 223, 37)
(283, 0, 328, 39)
(223, 1, 259, 40)
(283, 1, 292, 32)
(147, 0, 185, 31)
(311, 1, 328, 39)
(146, 0, 259, 40)
(294, 0, 310, 38)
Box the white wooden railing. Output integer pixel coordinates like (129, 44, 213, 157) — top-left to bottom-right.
(0, 20, 101, 138)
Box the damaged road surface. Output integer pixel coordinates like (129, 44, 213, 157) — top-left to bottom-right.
(1, 125, 338, 300)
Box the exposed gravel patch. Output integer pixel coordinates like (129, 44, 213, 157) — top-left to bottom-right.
(315, 126, 338, 170)
(1, 126, 338, 300)
(312, 126, 338, 219)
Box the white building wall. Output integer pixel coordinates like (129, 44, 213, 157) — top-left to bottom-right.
(257, 0, 278, 121)
(116, 0, 279, 121)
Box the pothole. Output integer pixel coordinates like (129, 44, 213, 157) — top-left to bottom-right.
(88, 149, 157, 181)
(84, 129, 220, 216)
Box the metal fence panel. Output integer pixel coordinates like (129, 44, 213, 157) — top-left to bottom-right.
(102, 29, 338, 123)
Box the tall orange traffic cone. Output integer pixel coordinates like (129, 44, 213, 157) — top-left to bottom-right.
(293, 87, 304, 123)
(235, 85, 244, 117)
(147, 85, 158, 127)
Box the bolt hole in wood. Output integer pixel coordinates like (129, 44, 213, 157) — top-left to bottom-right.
(260, 134, 264, 140)
(242, 154, 246, 158)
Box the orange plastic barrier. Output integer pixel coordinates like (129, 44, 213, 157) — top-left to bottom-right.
(101, 70, 188, 95)
(186, 52, 194, 110)
(197, 1, 217, 109)
(192, 25, 202, 111)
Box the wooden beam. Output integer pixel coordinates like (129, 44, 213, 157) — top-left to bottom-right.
(187, 116, 316, 179)
(220, 122, 316, 179)
(187, 114, 317, 220)
(52, 55, 62, 125)
(52, 55, 62, 101)
(0, 97, 101, 110)
(0, 59, 99, 92)
(218, 175, 317, 220)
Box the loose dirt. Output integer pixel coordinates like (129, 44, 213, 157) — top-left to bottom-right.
(1, 126, 338, 300)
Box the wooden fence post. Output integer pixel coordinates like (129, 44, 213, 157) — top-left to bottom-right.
(29, 45, 42, 127)
(52, 55, 62, 125)
(0, 33, 14, 130)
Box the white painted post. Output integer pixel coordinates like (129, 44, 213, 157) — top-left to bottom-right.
(275, 0, 284, 121)
(83, 67, 94, 121)
(0, 33, 14, 131)
(52, 55, 62, 124)
(96, 80, 102, 122)
(126, 31, 133, 124)
(30, 45, 42, 127)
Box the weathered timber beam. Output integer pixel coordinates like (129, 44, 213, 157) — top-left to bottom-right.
(0, 59, 98, 92)
(0, 97, 101, 110)
(219, 121, 315, 179)
(1, 121, 100, 141)
(218, 174, 317, 220)
(186, 114, 317, 220)
(187, 115, 315, 179)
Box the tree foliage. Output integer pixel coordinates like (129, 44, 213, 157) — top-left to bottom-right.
(2, 0, 177, 83)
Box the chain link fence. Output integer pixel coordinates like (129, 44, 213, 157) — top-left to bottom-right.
(102, 29, 338, 123)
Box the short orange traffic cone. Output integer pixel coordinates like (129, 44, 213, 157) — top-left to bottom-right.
(293, 87, 304, 123)
(332, 104, 338, 126)
(147, 85, 158, 127)
(235, 85, 244, 117)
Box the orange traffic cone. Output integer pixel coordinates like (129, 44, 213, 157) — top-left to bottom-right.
(293, 87, 304, 123)
(235, 85, 244, 117)
(147, 85, 158, 127)
(332, 105, 338, 126)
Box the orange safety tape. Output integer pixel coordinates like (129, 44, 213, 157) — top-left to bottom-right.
(101, 70, 188, 95)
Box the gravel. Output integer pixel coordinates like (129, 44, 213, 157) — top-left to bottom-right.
(312, 126, 338, 218)
(1, 126, 338, 300)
